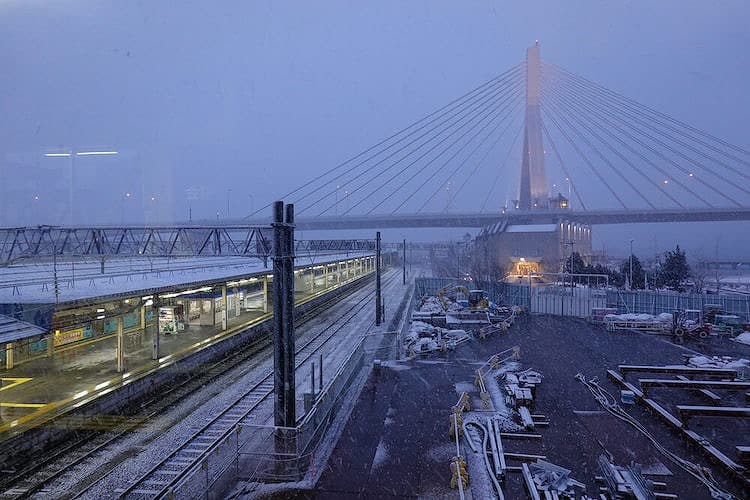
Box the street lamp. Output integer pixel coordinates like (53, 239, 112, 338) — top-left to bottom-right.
(227, 188, 232, 218)
(44, 149, 118, 225)
(120, 192, 132, 224)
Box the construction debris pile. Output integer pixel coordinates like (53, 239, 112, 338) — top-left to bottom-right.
(403, 320, 469, 357)
(413, 287, 521, 331)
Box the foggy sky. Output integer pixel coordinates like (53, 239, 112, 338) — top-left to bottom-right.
(2, 1, 749, 258)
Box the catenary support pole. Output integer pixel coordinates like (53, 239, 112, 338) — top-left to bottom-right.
(376, 231, 382, 326)
(283, 203, 296, 425)
(272, 201, 286, 427)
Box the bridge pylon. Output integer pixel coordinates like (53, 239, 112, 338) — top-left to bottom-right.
(518, 41, 548, 210)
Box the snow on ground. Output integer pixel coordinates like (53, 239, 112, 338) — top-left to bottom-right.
(371, 440, 389, 470)
(686, 354, 750, 377)
(734, 331, 750, 346)
(40, 271, 396, 499)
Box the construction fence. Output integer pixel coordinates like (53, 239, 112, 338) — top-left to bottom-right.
(415, 278, 750, 321)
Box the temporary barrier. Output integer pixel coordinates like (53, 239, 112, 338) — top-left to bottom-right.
(415, 278, 750, 322)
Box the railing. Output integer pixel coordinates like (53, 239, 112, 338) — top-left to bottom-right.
(162, 337, 367, 498)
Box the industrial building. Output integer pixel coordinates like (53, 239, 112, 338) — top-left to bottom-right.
(474, 220, 592, 277)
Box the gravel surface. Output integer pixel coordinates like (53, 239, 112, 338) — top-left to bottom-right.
(33, 270, 403, 499)
(305, 314, 750, 499)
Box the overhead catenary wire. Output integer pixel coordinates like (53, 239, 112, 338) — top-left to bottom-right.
(363, 86, 523, 215)
(544, 62, 750, 184)
(244, 63, 524, 218)
(542, 77, 706, 209)
(313, 79, 523, 216)
(544, 63, 750, 202)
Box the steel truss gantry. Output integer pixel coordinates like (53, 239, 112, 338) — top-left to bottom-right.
(0, 225, 376, 265)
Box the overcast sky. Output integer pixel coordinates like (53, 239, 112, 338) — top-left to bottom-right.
(2, 1, 749, 258)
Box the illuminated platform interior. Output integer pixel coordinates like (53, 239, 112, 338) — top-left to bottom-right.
(0, 253, 375, 439)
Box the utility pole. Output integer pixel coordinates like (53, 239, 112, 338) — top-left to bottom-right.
(376, 231, 382, 326)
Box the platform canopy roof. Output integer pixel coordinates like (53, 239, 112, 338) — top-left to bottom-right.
(0, 314, 46, 343)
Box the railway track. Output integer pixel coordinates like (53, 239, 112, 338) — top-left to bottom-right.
(0, 273, 377, 500)
(116, 271, 398, 499)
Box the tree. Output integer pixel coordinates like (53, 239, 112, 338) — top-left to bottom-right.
(619, 254, 645, 289)
(658, 245, 691, 292)
(563, 252, 586, 275)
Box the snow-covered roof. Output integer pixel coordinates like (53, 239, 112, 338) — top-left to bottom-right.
(0, 314, 46, 343)
(505, 224, 558, 233)
(0, 252, 373, 306)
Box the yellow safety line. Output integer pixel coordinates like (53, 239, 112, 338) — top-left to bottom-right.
(0, 377, 33, 392)
(0, 402, 47, 408)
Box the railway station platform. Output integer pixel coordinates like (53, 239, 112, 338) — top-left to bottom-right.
(0, 253, 376, 443)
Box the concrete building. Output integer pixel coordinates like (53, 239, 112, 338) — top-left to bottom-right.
(474, 220, 592, 277)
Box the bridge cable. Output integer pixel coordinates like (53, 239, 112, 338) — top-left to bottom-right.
(363, 86, 524, 214)
(335, 80, 524, 215)
(418, 105, 523, 213)
(309, 79, 524, 215)
(542, 84, 670, 209)
(298, 71, 524, 215)
(544, 64, 750, 200)
(480, 122, 524, 212)
(544, 63, 750, 183)
(542, 92, 635, 209)
(543, 75, 705, 208)
(545, 62, 750, 163)
(540, 120, 588, 211)
(393, 97, 523, 214)
(258, 63, 524, 217)
(544, 69, 743, 206)
(296, 66, 525, 215)
(541, 96, 628, 209)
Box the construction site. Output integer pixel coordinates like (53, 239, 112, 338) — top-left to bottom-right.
(288, 280, 750, 500)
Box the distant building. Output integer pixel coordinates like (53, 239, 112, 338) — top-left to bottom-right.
(474, 220, 592, 277)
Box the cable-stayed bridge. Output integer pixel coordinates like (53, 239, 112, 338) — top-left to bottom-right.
(5, 43, 750, 263)
(251, 42, 750, 230)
